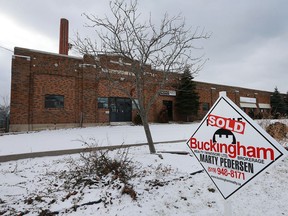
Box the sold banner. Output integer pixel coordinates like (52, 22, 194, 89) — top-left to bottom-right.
(187, 92, 287, 199)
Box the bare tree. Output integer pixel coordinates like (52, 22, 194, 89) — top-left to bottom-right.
(73, 0, 209, 154)
(0, 95, 10, 132)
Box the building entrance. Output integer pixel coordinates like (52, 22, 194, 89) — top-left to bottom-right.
(109, 97, 132, 122)
(163, 100, 173, 121)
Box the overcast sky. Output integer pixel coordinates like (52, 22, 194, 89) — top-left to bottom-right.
(1, 0, 288, 104)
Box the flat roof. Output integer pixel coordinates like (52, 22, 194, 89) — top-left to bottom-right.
(14, 47, 83, 60)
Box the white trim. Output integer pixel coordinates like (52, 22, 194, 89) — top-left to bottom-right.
(12, 55, 31, 61)
(110, 58, 132, 66)
(240, 97, 256, 103)
(15, 47, 82, 60)
(79, 63, 97, 68)
(240, 103, 257, 108)
(258, 103, 271, 109)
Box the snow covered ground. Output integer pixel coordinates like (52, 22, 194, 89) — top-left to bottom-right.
(0, 121, 287, 215)
(0, 123, 195, 156)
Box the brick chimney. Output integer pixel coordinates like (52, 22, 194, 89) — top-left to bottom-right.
(59, 18, 69, 55)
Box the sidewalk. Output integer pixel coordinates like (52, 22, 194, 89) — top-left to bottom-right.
(0, 124, 195, 161)
(0, 139, 186, 163)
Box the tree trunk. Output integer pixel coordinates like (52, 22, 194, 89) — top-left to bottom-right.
(141, 115, 156, 154)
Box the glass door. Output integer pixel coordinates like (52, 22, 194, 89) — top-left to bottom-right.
(109, 97, 132, 122)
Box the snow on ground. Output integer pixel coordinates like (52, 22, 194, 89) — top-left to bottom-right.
(0, 121, 287, 215)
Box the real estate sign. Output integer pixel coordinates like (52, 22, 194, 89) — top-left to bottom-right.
(187, 92, 287, 199)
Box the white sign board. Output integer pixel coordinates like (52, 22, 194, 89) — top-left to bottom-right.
(187, 93, 287, 199)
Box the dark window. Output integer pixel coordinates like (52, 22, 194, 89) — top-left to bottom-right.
(45, 95, 64, 108)
(202, 102, 210, 111)
(98, 97, 109, 109)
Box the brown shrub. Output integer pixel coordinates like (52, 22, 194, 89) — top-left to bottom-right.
(266, 122, 288, 140)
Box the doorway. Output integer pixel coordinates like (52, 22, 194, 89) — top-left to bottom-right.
(109, 97, 132, 122)
(163, 100, 173, 121)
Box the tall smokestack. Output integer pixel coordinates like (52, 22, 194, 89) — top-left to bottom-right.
(59, 18, 69, 55)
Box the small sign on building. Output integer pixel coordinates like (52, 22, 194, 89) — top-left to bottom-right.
(187, 92, 287, 199)
(159, 90, 176, 96)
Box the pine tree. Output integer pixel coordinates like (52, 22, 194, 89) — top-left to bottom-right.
(175, 67, 199, 121)
(270, 87, 287, 118)
(284, 91, 288, 116)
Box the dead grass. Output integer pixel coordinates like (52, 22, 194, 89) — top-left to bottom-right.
(266, 122, 288, 140)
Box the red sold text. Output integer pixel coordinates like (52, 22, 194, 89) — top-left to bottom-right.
(190, 138, 275, 160)
(207, 114, 246, 134)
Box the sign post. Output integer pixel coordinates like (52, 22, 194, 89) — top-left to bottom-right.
(187, 91, 287, 201)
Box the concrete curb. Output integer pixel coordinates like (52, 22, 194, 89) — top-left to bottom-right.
(0, 139, 187, 163)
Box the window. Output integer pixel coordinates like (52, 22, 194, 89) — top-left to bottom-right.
(45, 95, 64, 108)
(98, 97, 108, 109)
(202, 102, 210, 111)
(132, 99, 139, 110)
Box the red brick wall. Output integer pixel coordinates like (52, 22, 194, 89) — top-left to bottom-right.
(10, 48, 83, 131)
(10, 54, 31, 126)
(195, 81, 272, 118)
(32, 74, 76, 124)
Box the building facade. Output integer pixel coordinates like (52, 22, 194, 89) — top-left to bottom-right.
(9, 47, 273, 132)
(10, 47, 177, 131)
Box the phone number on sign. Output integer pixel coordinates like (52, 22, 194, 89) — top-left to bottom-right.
(208, 167, 245, 180)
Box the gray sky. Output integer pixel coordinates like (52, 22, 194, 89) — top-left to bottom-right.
(1, 0, 288, 105)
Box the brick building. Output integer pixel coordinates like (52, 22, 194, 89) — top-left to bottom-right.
(9, 46, 273, 132)
(10, 47, 180, 131)
(9, 19, 273, 132)
(195, 81, 272, 119)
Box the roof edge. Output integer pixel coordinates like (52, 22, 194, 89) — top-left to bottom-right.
(14, 47, 82, 60)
